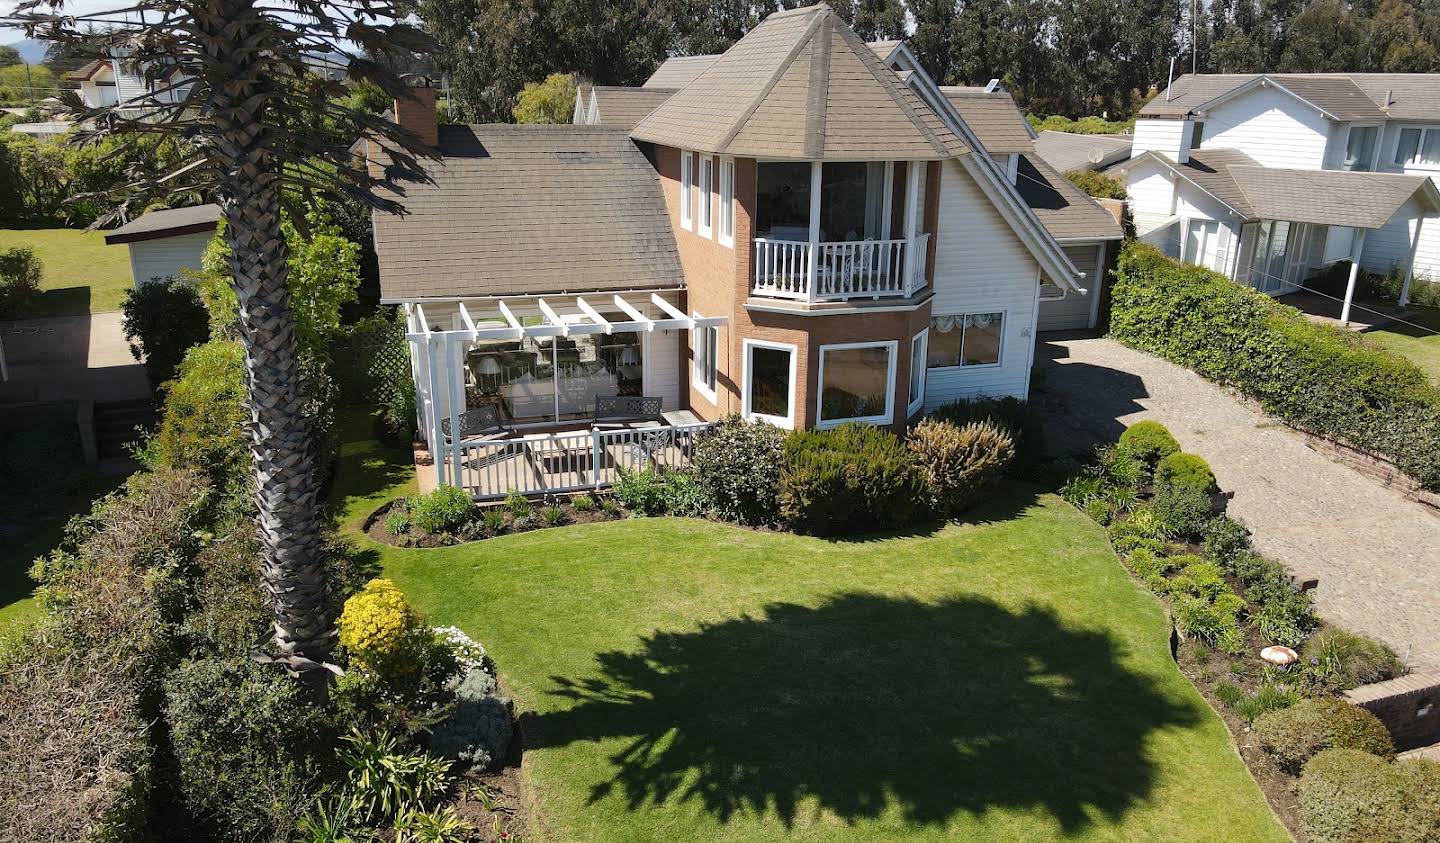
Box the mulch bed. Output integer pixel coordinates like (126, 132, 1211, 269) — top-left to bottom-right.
(364, 496, 623, 548)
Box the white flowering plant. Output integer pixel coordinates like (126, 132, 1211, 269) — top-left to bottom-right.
(434, 626, 490, 674)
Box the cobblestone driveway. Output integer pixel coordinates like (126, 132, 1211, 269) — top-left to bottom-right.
(1034, 334, 1440, 672)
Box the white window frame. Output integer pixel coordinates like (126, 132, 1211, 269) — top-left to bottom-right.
(679, 150, 693, 231)
(718, 157, 735, 247)
(1394, 125, 1440, 171)
(1181, 218, 1223, 270)
(815, 340, 898, 429)
(698, 154, 713, 238)
(741, 338, 797, 429)
(693, 324, 718, 404)
(907, 330, 927, 417)
(926, 311, 1006, 371)
(1342, 123, 1382, 172)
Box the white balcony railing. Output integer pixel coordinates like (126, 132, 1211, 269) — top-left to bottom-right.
(752, 235, 930, 302)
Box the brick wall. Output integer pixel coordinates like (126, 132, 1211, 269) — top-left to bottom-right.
(653, 144, 940, 431)
(1345, 672, 1440, 751)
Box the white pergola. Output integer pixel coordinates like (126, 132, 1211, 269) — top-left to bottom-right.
(400, 292, 728, 488)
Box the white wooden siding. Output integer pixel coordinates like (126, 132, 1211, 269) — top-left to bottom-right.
(924, 159, 1040, 404)
(1127, 166, 1179, 235)
(1131, 119, 1186, 160)
(1202, 87, 1332, 170)
(1362, 196, 1440, 280)
(1038, 243, 1100, 331)
(127, 231, 213, 285)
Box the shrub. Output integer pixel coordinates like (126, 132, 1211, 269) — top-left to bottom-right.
(571, 494, 596, 512)
(908, 418, 1016, 515)
(121, 277, 211, 388)
(1111, 242, 1440, 491)
(185, 524, 269, 658)
(692, 414, 785, 525)
(1097, 444, 1147, 492)
(337, 729, 453, 824)
(164, 656, 328, 840)
(338, 578, 435, 681)
(1170, 559, 1228, 600)
(0, 244, 41, 318)
(614, 467, 669, 516)
(385, 511, 411, 536)
(481, 510, 506, 533)
(504, 489, 531, 519)
(148, 340, 249, 496)
(661, 471, 710, 517)
(1255, 698, 1396, 773)
(1300, 749, 1440, 843)
(1237, 681, 1300, 724)
(407, 485, 473, 534)
(928, 396, 1042, 460)
(1302, 627, 1406, 691)
(1254, 590, 1317, 648)
(1117, 420, 1179, 467)
(1154, 482, 1214, 538)
(428, 667, 514, 770)
(541, 504, 567, 526)
(1173, 594, 1245, 653)
(1155, 452, 1218, 495)
(1064, 168, 1127, 199)
(599, 496, 621, 515)
(780, 424, 929, 536)
(1202, 517, 1251, 570)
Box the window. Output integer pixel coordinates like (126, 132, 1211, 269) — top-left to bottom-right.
(907, 331, 927, 415)
(679, 151, 693, 230)
(817, 341, 897, 427)
(1344, 125, 1379, 172)
(742, 339, 796, 428)
(1395, 127, 1440, 169)
(693, 325, 718, 402)
(718, 158, 735, 247)
(1182, 219, 1222, 268)
(1188, 120, 1205, 150)
(698, 154, 713, 237)
(926, 313, 1003, 369)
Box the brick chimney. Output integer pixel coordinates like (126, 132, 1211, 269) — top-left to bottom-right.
(393, 79, 438, 148)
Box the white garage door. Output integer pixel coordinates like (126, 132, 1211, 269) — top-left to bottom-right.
(1038, 242, 1108, 332)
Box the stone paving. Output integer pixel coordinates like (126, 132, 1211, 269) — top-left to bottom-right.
(1033, 334, 1440, 672)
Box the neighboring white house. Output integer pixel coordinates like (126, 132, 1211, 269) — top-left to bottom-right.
(1119, 73, 1440, 321)
(63, 51, 192, 112)
(103, 204, 220, 285)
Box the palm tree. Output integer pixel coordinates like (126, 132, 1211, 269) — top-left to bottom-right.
(11, 0, 435, 681)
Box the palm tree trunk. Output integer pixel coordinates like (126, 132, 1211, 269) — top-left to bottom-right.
(202, 0, 333, 679)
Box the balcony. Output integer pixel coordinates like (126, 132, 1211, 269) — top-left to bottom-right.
(752, 235, 930, 301)
(750, 159, 931, 304)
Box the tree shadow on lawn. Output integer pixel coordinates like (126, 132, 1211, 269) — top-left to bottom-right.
(530, 592, 1201, 833)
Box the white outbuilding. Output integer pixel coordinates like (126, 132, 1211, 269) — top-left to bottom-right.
(104, 204, 221, 285)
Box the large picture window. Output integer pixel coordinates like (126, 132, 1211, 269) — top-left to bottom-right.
(743, 339, 796, 428)
(817, 341, 896, 427)
(927, 313, 1003, 369)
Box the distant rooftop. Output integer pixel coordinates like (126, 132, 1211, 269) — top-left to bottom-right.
(1141, 73, 1440, 121)
(104, 204, 221, 244)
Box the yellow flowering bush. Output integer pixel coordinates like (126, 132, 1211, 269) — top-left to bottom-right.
(338, 578, 420, 673)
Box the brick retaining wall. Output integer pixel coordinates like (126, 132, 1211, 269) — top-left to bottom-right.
(1345, 672, 1440, 751)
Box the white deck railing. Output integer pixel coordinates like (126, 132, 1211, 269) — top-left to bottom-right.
(449, 422, 715, 500)
(752, 234, 930, 302)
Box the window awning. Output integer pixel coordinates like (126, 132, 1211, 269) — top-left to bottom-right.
(403, 292, 728, 343)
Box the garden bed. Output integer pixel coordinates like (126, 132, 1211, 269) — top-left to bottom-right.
(365, 492, 624, 548)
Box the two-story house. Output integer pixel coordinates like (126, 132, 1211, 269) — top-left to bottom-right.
(1118, 73, 1440, 321)
(63, 51, 191, 112)
(369, 3, 1117, 499)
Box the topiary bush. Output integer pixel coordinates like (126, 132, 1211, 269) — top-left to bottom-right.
(907, 418, 1015, 516)
(1300, 749, 1440, 843)
(1254, 698, 1396, 774)
(405, 485, 473, 534)
(1117, 420, 1179, 468)
(1155, 452, 1218, 495)
(692, 414, 785, 525)
(779, 423, 929, 536)
(121, 277, 211, 389)
(1302, 627, 1407, 692)
(428, 667, 514, 770)
(164, 656, 329, 841)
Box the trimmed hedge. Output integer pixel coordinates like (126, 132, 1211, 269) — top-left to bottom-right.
(1300, 749, 1440, 843)
(1118, 420, 1179, 467)
(1155, 452, 1217, 495)
(1254, 698, 1395, 774)
(780, 423, 929, 536)
(1111, 243, 1440, 490)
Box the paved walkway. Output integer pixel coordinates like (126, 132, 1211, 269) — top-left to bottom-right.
(1034, 334, 1440, 672)
(1, 312, 148, 404)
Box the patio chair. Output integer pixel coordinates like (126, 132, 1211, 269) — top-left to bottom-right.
(592, 395, 662, 430)
(440, 404, 510, 444)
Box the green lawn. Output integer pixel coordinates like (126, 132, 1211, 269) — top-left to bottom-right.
(0, 227, 133, 317)
(1366, 303, 1440, 384)
(332, 411, 1287, 842)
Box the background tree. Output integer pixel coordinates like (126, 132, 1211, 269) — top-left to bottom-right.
(513, 72, 578, 124)
(0, 45, 20, 65)
(13, 0, 434, 684)
(1279, 0, 1363, 70)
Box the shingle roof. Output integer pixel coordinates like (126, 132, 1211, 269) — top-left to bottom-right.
(373, 125, 683, 301)
(1118, 148, 1440, 228)
(644, 39, 902, 90)
(586, 86, 678, 130)
(631, 6, 965, 160)
(1033, 131, 1132, 173)
(1015, 156, 1123, 241)
(103, 204, 221, 244)
(938, 87, 1034, 153)
(1140, 73, 1440, 120)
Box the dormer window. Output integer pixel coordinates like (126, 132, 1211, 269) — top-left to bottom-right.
(1344, 125, 1379, 172)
